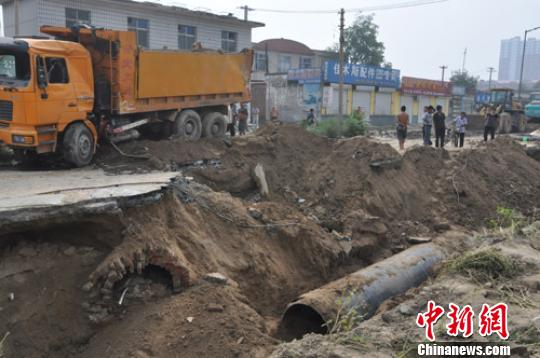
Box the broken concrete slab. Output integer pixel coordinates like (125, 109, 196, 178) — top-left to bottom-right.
(407, 236, 432, 244)
(0, 169, 179, 237)
(252, 164, 269, 198)
(0, 169, 178, 212)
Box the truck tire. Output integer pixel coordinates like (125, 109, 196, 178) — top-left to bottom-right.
(63, 122, 94, 167)
(202, 112, 227, 138)
(175, 110, 202, 141)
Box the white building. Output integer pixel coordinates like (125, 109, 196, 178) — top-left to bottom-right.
(0, 0, 263, 51)
(499, 36, 540, 82)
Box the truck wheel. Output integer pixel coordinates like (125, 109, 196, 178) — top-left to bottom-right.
(202, 112, 227, 138)
(175, 110, 202, 141)
(63, 123, 94, 167)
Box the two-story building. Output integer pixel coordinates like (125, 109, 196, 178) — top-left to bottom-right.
(1, 0, 263, 52)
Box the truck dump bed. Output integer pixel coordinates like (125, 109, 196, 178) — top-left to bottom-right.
(138, 51, 249, 98)
(40, 26, 252, 115)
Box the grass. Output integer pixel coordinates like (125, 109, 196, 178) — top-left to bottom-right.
(324, 290, 368, 350)
(446, 249, 522, 281)
(488, 206, 526, 235)
(304, 115, 367, 139)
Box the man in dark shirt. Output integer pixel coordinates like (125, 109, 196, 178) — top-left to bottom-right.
(484, 107, 498, 141)
(433, 105, 446, 148)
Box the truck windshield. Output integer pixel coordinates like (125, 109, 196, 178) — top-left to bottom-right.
(491, 91, 508, 104)
(0, 50, 30, 87)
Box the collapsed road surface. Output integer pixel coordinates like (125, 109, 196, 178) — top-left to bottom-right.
(1, 124, 540, 357)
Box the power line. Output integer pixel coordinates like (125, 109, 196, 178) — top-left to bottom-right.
(251, 0, 448, 14)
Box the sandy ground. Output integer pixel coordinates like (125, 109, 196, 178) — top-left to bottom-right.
(1, 123, 540, 357)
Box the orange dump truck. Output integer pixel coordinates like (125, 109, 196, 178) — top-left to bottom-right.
(0, 25, 253, 166)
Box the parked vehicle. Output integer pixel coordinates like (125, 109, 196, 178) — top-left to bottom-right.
(525, 92, 540, 120)
(0, 25, 253, 166)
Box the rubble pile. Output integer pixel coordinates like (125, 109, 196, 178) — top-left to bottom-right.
(1, 123, 540, 357)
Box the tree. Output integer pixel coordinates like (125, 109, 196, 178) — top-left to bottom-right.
(450, 70, 478, 95)
(532, 80, 540, 91)
(342, 14, 385, 66)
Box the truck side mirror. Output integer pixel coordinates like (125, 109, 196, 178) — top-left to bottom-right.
(36, 56, 48, 89)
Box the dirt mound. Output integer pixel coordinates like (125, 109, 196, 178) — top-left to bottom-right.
(94, 137, 228, 173)
(176, 124, 540, 238)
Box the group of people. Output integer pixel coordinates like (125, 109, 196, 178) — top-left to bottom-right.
(228, 104, 259, 137)
(396, 105, 500, 150)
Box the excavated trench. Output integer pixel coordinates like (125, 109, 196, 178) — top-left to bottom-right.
(3, 125, 540, 356)
(0, 179, 384, 357)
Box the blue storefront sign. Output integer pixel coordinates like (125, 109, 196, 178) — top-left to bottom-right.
(287, 68, 322, 84)
(475, 91, 491, 104)
(323, 61, 400, 88)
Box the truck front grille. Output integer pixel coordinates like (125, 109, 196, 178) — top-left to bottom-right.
(0, 100, 13, 121)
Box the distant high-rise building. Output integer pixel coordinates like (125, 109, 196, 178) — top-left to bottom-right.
(498, 36, 540, 81)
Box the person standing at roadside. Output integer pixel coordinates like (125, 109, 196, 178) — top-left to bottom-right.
(433, 105, 446, 148)
(228, 104, 237, 137)
(454, 111, 468, 147)
(238, 104, 248, 136)
(252, 107, 260, 128)
(396, 105, 409, 151)
(422, 106, 433, 146)
(484, 107, 498, 141)
(270, 107, 279, 122)
(306, 108, 317, 127)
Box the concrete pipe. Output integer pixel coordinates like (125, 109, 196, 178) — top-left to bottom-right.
(278, 243, 446, 340)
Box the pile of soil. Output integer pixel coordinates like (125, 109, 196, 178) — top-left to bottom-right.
(3, 123, 540, 357)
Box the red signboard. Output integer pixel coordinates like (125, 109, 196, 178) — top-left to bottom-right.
(401, 76, 451, 96)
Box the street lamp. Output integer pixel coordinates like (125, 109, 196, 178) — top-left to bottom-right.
(518, 26, 540, 100)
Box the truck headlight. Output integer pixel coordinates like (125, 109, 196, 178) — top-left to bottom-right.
(12, 135, 34, 144)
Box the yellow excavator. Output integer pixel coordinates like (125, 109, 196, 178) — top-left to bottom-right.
(483, 88, 527, 133)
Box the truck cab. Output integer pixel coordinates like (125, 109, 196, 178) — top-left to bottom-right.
(525, 92, 540, 120)
(0, 37, 97, 166)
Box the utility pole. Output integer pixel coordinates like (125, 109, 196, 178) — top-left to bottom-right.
(439, 65, 447, 83)
(487, 67, 496, 89)
(518, 26, 540, 100)
(238, 5, 254, 21)
(461, 47, 467, 72)
(14, 0, 20, 36)
(338, 8, 345, 119)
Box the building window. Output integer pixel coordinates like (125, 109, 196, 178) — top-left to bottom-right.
(45, 57, 69, 84)
(178, 25, 196, 50)
(65, 8, 91, 28)
(278, 55, 292, 72)
(254, 53, 266, 71)
(128, 17, 149, 48)
(300, 56, 313, 69)
(221, 31, 237, 52)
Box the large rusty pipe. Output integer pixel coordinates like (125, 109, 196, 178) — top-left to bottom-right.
(278, 243, 446, 340)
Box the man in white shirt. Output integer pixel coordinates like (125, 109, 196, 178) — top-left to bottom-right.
(454, 112, 468, 148)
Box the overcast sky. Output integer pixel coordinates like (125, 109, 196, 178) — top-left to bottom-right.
(161, 0, 540, 81)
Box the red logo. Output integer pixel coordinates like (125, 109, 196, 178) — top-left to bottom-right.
(446, 303, 474, 338)
(478, 303, 509, 340)
(416, 301, 509, 341)
(416, 300, 445, 342)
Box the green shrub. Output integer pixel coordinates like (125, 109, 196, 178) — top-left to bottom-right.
(307, 116, 366, 138)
